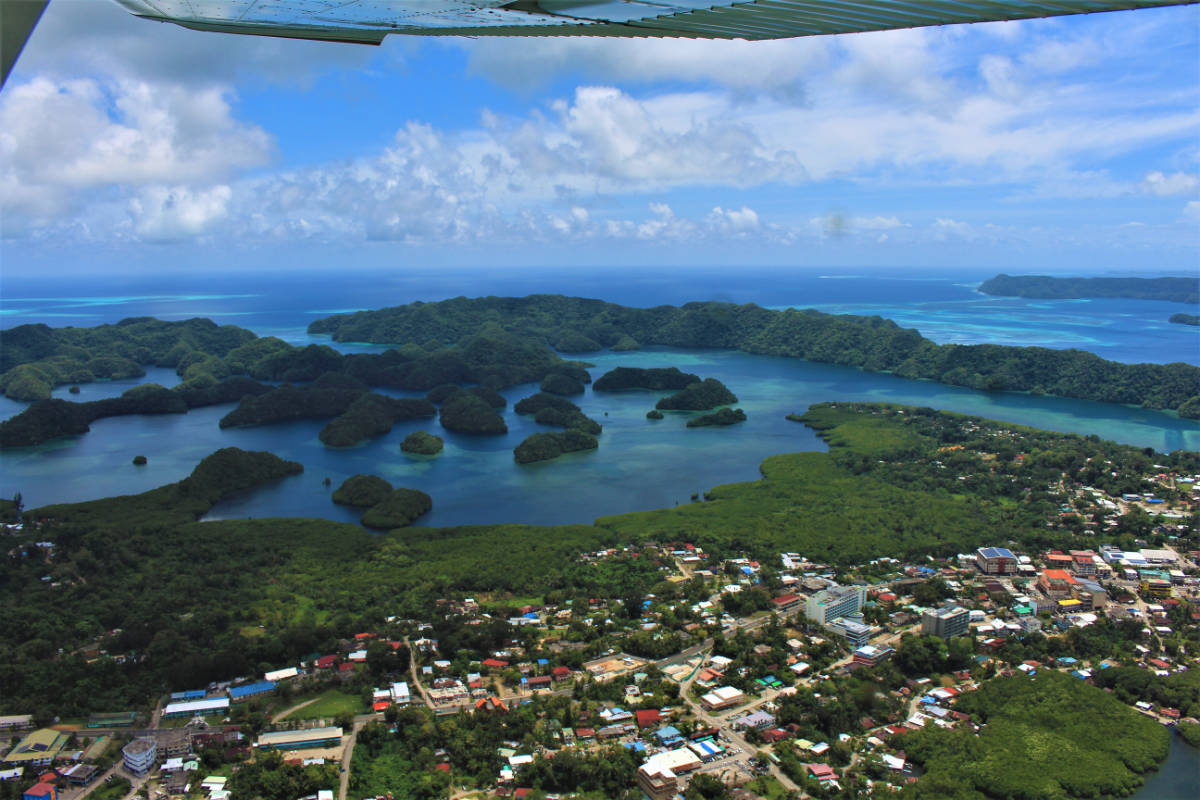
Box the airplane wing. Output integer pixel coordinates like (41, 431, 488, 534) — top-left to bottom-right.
(111, 0, 1197, 44)
(1, 0, 1195, 88)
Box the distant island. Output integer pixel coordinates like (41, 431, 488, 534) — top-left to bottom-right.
(979, 273, 1199, 304)
(1169, 313, 1199, 326)
(307, 295, 1200, 418)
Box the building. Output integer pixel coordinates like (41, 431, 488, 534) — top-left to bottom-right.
(1038, 569, 1076, 598)
(162, 698, 230, 719)
(0, 716, 32, 733)
(228, 681, 276, 702)
(852, 644, 895, 667)
(827, 616, 872, 648)
(22, 783, 55, 800)
(700, 686, 745, 712)
(263, 667, 299, 682)
(1069, 551, 1098, 577)
(772, 594, 803, 614)
(3, 730, 67, 767)
(922, 605, 970, 639)
(976, 547, 1017, 575)
(390, 681, 411, 705)
(255, 727, 343, 752)
(636, 762, 677, 800)
(806, 585, 867, 626)
(122, 738, 157, 776)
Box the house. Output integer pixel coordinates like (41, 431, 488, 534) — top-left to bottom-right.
(551, 666, 571, 682)
(313, 655, 337, 670)
(474, 697, 508, 714)
(635, 709, 661, 729)
(22, 783, 55, 800)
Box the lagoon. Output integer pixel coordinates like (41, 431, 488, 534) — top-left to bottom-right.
(1, 344, 1195, 528)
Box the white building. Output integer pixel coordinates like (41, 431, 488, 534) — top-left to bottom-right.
(122, 738, 157, 775)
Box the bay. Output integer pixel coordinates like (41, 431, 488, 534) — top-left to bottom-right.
(0, 267, 1195, 527)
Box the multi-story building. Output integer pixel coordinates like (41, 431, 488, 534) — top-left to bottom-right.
(1038, 569, 1076, 598)
(976, 547, 1017, 575)
(636, 762, 677, 800)
(921, 604, 970, 639)
(806, 585, 867, 625)
(827, 616, 872, 648)
(122, 738, 156, 776)
(1069, 551, 1098, 577)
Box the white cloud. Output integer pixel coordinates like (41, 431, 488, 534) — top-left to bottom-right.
(131, 185, 233, 241)
(0, 76, 271, 233)
(1140, 171, 1200, 196)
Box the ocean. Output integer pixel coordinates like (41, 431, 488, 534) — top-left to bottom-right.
(0, 266, 1197, 524)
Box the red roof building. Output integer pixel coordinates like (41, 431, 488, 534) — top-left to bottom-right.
(481, 658, 510, 670)
(314, 655, 337, 669)
(23, 784, 56, 800)
(551, 666, 571, 680)
(635, 709, 662, 729)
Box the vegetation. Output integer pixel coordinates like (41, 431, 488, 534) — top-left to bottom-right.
(439, 390, 507, 434)
(0, 377, 275, 449)
(686, 407, 746, 427)
(1, 403, 1193, 719)
(220, 385, 362, 429)
(307, 295, 1200, 414)
(360, 488, 434, 529)
(539, 372, 585, 395)
(513, 431, 599, 464)
(646, 409, 664, 420)
(132, 455, 147, 466)
(979, 273, 1199, 304)
(656, 377, 737, 410)
(901, 671, 1169, 799)
(1169, 312, 1199, 326)
(332, 475, 393, 508)
(317, 394, 436, 447)
(401, 430, 444, 455)
(594, 366, 700, 391)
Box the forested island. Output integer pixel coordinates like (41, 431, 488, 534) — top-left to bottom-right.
(979, 273, 1199, 304)
(656, 377, 737, 411)
(686, 407, 746, 427)
(306, 295, 1200, 417)
(1170, 313, 1200, 326)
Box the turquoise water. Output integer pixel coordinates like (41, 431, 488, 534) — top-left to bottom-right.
(0, 268, 1195, 525)
(1, 346, 1195, 527)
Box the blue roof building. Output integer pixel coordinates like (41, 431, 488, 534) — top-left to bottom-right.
(228, 681, 276, 701)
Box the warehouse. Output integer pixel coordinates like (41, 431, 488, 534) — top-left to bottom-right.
(255, 727, 343, 752)
(162, 698, 230, 719)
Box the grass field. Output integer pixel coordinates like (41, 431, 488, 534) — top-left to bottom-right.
(289, 690, 364, 721)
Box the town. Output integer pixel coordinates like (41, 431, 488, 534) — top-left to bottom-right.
(3, 405, 1199, 800)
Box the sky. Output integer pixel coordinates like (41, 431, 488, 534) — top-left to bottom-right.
(1, 0, 1198, 276)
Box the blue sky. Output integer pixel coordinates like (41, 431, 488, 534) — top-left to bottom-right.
(1, 1, 1197, 276)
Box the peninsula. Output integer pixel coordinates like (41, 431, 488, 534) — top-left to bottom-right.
(979, 273, 1199, 304)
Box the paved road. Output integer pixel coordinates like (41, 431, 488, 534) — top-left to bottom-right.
(337, 718, 366, 800)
